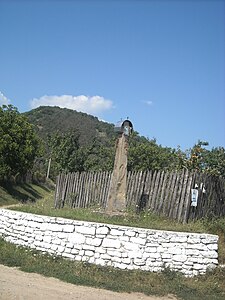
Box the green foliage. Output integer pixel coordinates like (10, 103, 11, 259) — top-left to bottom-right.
(128, 133, 178, 171)
(0, 105, 40, 181)
(49, 130, 86, 173)
(23, 107, 225, 178)
(177, 140, 225, 177)
(24, 106, 114, 146)
(83, 138, 115, 171)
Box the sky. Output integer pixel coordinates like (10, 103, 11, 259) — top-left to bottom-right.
(0, 0, 224, 150)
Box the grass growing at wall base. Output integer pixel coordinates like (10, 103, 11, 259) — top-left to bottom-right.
(0, 238, 224, 300)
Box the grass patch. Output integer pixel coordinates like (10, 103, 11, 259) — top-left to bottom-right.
(0, 238, 224, 300)
(0, 182, 53, 207)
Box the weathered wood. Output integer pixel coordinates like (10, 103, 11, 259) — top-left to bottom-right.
(182, 171, 194, 223)
(158, 171, 168, 213)
(177, 169, 189, 222)
(168, 172, 178, 218)
(54, 170, 225, 222)
(151, 171, 161, 212)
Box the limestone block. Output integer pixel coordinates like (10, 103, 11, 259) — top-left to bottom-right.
(130, 236, 146, 245)
(139, 233, 147, 239)
(96, 226, 110, 235)
(128, 250, 143, 259)
(35, 235, 43, 241)
(62, 253, 74, 259)
(125, 230, 136, 237)
(50, 244, 58, 251)
(193, 263, 203, 270)
(122, 241, 139, 251)
(107, 250, 122, 258)
(145, 247, 157, 253)
(43, 235, 52, 243)
(101, 253, 112, 260)
(186, 249, 200, 256)
(202, 250, 218, 259)
(201, 235, 218, 244)
(68, 232, 86, 244)
(207, 244, 218, 251)
(42, 242, 51, 249)
(57, 245, 65, 253)
(170, 235, 187, 243)
(110, 228, 124, 236)
(133, 259, 146, 266)
(86, 237, 102, 247)
(83, 244, 95, 251)
(113, 262, 128, 270)
(63, 224, 75, 233)
(111, 256, 122, 263)
(76, 226, 95, 235)
(121, 257, 131, 264)
(187, 237, 201, 244)
(48, 223, 63, 232)
(173, 254, 187, 262)
(167, 247, 182, 255)
(161, 253, 172, 259)
(40, 223, 49, 231)
(95, 258, 107, 266)
(51, 238, 61, 245)
(150, 253, 161, 259)
(85, 250, 95, 257)
(71, 248, 79, 255)
(102, 238, 121, 249)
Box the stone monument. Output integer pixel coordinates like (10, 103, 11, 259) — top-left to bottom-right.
(105, 119, 133, 214)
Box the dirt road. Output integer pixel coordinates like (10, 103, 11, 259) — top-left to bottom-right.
(0, 264, 177, 300)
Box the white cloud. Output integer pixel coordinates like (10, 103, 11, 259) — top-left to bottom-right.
(0, 91, 10, 106)
(30, 94, 114, 116)
(143, 100, 153, 106)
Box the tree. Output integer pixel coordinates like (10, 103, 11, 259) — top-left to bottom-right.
(0, 105, 40, 181)
(49, 130, 85, 174)
(128, 134, 178, 171)
(84, 138, 115, 171)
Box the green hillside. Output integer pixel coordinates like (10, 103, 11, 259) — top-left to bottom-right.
(24, 106, 115, 146)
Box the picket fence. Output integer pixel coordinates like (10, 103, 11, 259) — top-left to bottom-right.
(54, 170, 225, 223)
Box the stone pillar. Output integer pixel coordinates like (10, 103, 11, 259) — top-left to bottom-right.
(106, 133, 128, 214)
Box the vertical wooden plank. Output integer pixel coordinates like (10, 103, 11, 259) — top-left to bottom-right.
(142, 170, 152, 210)
(158, 171, 168, 213)
(128, 170, 136, 207)
(77, 172, 85, 208)
(54, 174, 60, 208)
(150, 170, 161, 212)
(148, 170, 157, 210)
(182, 171, 194, 223)
(177, 169, 189, 222)
(168, 172, 179, 219)
(172, 169, 185, 220)
(162, 171, 174, 216)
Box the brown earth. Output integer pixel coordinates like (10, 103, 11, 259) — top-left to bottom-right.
(0, 264, 177, 300)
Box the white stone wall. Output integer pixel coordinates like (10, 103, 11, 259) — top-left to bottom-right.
(0, 209, 219, 276)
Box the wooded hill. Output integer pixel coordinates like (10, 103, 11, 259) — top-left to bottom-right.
(24, 106, 115, 146)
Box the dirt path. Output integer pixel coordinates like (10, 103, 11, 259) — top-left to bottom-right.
(0, 264, 177, 300)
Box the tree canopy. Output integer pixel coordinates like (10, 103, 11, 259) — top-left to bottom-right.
(0, 105, 40, 181)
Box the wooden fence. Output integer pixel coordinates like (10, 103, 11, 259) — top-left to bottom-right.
(54, 170, 225, 223)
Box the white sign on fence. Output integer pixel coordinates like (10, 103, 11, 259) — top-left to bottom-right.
(191, 189, 199, 207)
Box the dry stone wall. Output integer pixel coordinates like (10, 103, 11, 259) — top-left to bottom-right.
(0, 209, 219, 276)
